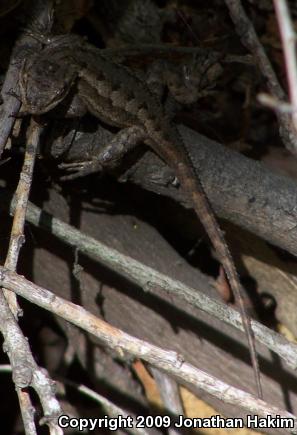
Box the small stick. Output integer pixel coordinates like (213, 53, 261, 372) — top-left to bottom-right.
(3, 118, 40, 314)
(56, 378, 153, 435)
(0, 118, 41, 435)
(273, 0, 297, 131)
(151, 368, 184, 435)
(0, 290, 62, 435)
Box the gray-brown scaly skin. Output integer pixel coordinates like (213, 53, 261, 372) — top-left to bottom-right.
(19, 34, 262, 397)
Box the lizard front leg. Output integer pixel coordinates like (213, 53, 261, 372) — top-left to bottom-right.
(59, 125, 147, 180)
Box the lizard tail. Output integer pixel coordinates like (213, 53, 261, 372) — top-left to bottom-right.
(176, 160, 262, 399)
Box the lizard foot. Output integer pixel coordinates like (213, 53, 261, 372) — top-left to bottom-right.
(59, 160, 103, 180)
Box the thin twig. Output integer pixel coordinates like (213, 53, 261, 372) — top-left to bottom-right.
(0, 119, 42, 435)
(257, 92, 296, 113)
(273, 0, 297, 131)
(0, 364, 13, 372)
(0, 366, 61, 435)
(5, 119, 40, 268)
(1, 364, 50, 435)
(56, 378, 152, 435)
(224, 0, 297, 155)
(17, 391, 37, 435)
(150, 368, 184, 435)
(0, 290, 62, 434)
(4, 118, 41, 314)
(1, 267, 296, 433)
(6, 196, 297, 370)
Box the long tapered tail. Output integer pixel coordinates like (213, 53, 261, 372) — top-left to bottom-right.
(177, 160, 262, 398)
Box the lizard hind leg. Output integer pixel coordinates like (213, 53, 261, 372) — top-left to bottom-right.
(59, 126, 147, 180)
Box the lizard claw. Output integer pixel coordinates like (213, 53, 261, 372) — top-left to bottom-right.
(59, 160, 103, 180)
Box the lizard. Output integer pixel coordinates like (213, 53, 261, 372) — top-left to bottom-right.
(18, 33, 262, 397)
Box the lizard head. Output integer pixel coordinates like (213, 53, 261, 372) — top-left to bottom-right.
(19, 52, 78, 115)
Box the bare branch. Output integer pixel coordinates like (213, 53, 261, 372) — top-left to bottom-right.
(150, 368, 184, 435)
(224, 0, 297, 154)
(1, 267, 296, 432)
(17, 391, 37, 435)
(0, 106, 62, 435)
(0, 290, 62, 434)
(57, 378, 153, 435)
(0, 118, 57, 435)
(4, 118, 41, 314)
(273, 0, 297, 131)
(257, 92, 295, 113)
